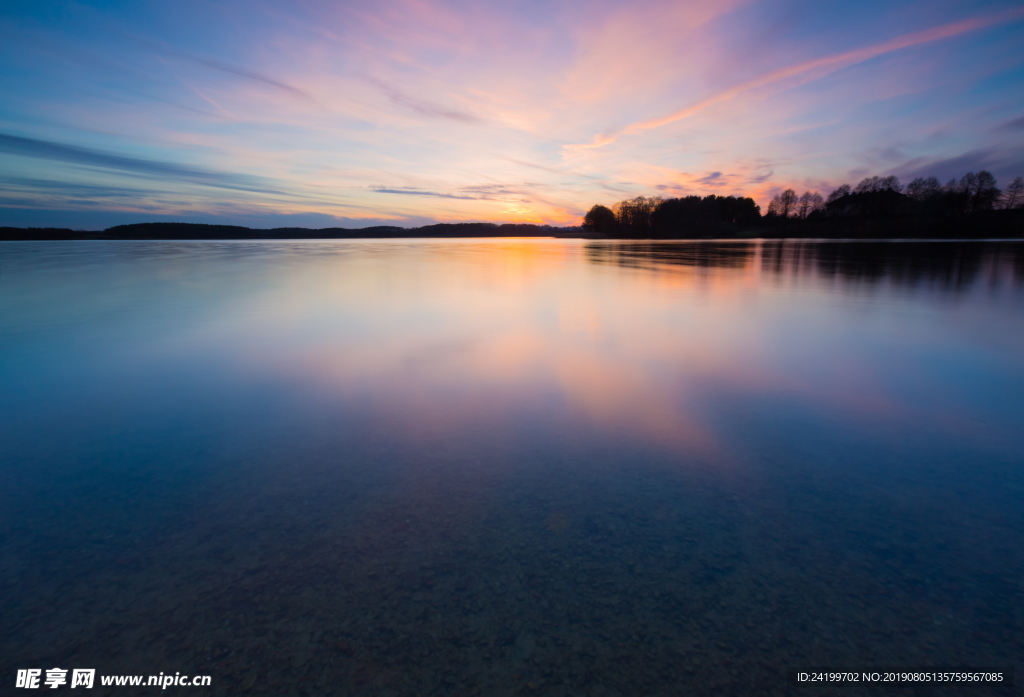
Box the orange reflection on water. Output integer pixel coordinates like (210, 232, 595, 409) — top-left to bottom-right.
(162, 239, 1023, 465)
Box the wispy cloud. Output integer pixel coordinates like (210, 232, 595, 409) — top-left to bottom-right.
(459, 183, 531, 197)
(0, 133, 287, 195)
(370, 186, 481, 200)
(2, 0, 1023, 225)
(503, 157, 603, 181)
(565, 7, 1024, 151)
(994, 115, 1024, 133)
(192, 57, 312, 101)
(894, 148, 1024, 183)
(0, 175, 151, 198)
(370, 182, 530, 201)
(120, 30, 314, 101)
(369, 79, 481, 123)
(695, 171, 724, 187)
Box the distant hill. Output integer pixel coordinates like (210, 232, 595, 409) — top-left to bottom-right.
(1, 221, 576, 241)
(5, 206, 1023, 242)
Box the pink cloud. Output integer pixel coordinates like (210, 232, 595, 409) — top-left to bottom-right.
(565, 7, 1024, 152)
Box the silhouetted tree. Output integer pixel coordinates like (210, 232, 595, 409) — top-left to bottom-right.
(855, 177, 877, 194)
(581, 168, 1022, 240)
(826, 184, 851, 204)
(767, 189, 797, 218)
(824, 189, 907, 218)
(939, 178, 966, 217)
(855, 175, 901, 194)
(582, 204, 618, 235)
(958, 172, 979, 213)
(614, 196, 660, 236)
(972, 170, 1000, 211)
(647, 195, 760, 237)
(716, 195, 761, 224)
(906, 176, 941, 201)
(1003, 177, 1024, 209)
(950, 171, 1000, 213)
(797, 191, 824, 218)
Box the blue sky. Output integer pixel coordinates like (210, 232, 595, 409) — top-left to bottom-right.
(2, 0, 1023, 228)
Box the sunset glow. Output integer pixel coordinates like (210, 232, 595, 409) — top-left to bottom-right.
(2, 0, 1023, 228)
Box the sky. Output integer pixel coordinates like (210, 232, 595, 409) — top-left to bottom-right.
(1, 0, 1023, 229)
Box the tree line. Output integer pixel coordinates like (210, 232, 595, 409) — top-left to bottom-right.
(583, 171, 1024, 238)
(582, 194, 761, 238)
(767, 171, 1020, 219)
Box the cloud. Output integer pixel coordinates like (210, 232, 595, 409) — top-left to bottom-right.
(120, 31, 313, 101)
(0, 175, 151, 198)
(369, 79, 481, 123)
(503, 158, 603, 181)
(994, 115, 1024, 133)
(0, 133, 288, 196)
(4, 0, 1022, 225)
(192, 57, 312, 101)
(565, 7, 1024, 151)
(458, 183, 532, 197)
(370, 182, 530, 201)
(695, 171, 724, 186)
(600, 182, 634, 194)
(503, 157, 566, 175)
(389, 92, 481, 123)
(893, 148, 1024, 183)
(370, 186, 481, 200)
(560, 0, 748, 107)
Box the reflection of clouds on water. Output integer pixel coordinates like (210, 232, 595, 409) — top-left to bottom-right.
(4, 240, 1024, 697)
(137, 239, 1024, 464)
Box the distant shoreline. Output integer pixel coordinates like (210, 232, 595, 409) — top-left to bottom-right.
(0, 221, 572, 241)
(3, 215, 1024, 241)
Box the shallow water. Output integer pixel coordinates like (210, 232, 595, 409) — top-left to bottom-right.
(1, 239, 1022, 696)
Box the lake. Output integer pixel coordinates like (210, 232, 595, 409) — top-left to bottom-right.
(1, 239, 1022, 696)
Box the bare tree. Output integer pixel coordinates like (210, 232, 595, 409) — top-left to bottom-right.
(1003, 176, 1024, 209)
(973, 170, 999, 211)
(826, 184, 851, 204)
(796, 193, 810, 219)
(879, 175, 902, 192)
(797, 191, 824, 218)
(906, 176, 940, 201)
(958, 172, 978, 197)
(855, 175, 901, 194)
(854, 176, 879, 194)
(955, 171, 1000, 212)
(768, 189, 798, 218)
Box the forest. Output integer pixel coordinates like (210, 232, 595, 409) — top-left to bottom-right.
(583, 171, 1024, 238)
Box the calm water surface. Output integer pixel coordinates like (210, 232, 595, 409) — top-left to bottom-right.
(1, 239, 1022, 696)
